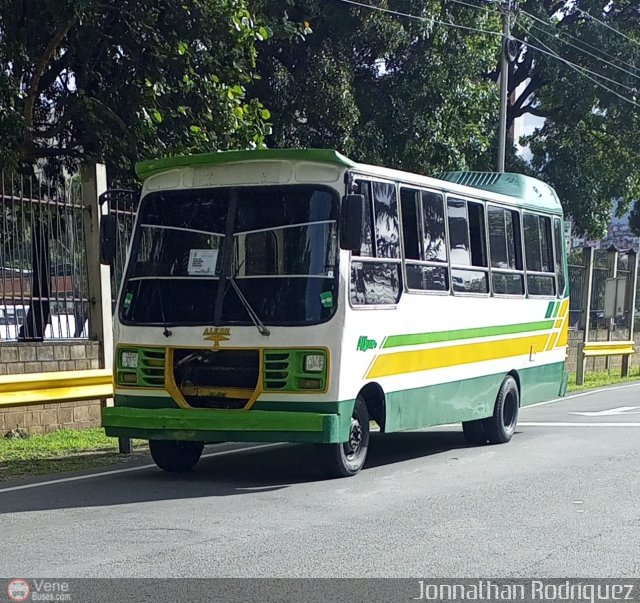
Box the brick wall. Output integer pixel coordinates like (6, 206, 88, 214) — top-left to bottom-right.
(0, 342, 103, 436)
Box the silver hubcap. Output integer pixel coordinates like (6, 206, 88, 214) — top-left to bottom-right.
(345, 416, 363, 460)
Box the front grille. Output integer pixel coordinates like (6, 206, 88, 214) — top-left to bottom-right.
(263, 351, 291, 390)
(139, 348, 166, 387)
(173, 349, 259, 409)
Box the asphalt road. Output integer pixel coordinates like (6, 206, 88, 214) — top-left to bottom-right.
(1, 384, 639, 578)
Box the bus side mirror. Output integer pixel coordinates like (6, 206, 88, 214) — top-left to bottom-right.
(99, 214, 117, 266)
(340, 194, 364, 251)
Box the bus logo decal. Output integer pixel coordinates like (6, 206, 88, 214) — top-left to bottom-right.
(203, 327, 231, 348)
(357, 336, 377, 352)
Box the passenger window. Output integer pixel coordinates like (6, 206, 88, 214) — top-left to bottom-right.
(400, 188, 420, 261)
(524, 212, 555, 296)
(554, 217, 566, 297)
(447, 198, 470, 265)
(401, 187, 449, 293)
(488, 205, 524, 296)
(350, 179, 402, 305)
(372, 181, 400, 259)
(422, 192, 447, 262)
(448, 198, 488, 294)
(353, 180, 374, 258)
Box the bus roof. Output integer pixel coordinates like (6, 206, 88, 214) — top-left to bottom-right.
(135, 149, 355, 180)
(136, 149, 561, 214)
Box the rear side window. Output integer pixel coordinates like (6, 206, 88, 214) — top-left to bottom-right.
(523, 213, 555, 296)
(554, 217, 566, 297)
(488, 205, 524, 295)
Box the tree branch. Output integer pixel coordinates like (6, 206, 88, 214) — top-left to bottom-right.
(23, 16, 79, 131)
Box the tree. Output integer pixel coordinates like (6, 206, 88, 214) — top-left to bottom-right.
(0, 0, 272, 183)
(251, 0, 503, 175)
(508, 0, 640, 238)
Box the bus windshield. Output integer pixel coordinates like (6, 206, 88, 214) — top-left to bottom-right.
(119, 185, 339, 327)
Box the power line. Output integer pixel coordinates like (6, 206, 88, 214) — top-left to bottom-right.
(516, 21, 639, 95)
(515, 26, 640, 109)
(334, 0, 502, 37)
(519, 9, 640, 79)
(520, 16, 640, 83)
(576, 7, 640, 50)
(336, 0, 640, 109)
(447, 0, 495, 14)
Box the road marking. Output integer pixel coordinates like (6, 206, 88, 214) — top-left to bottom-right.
(570, 406, 640, 417)
(519, 421, 640, 427)
(525, 381, 640, 409)
(0, 443, 284, 495)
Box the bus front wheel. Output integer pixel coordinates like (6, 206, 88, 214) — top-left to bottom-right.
(320, 396, 370, 478)
(149, 440, 204, 473)
(484, 375, 519, 444)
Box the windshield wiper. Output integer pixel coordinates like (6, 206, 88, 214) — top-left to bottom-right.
(155, 276, 172, 338)
(228, 276, 270, 337)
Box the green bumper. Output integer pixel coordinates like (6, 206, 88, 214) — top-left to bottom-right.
(102, 406, 347, 444)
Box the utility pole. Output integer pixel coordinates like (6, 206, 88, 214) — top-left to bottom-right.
(497, 0, 516, 173)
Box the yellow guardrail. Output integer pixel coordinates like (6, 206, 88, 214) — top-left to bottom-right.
(580, 340, 636, 357)
(0, 369, 113, 408)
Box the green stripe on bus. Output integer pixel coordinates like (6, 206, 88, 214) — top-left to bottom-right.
(382, 320, 555, 349)
(545, 302, 555, 318)
(552, 301, 561, 317)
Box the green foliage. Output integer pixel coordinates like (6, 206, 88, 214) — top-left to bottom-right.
(514, 0, 640, 238)
(0, 0, 272, 183)
(251, 0, 502, 175)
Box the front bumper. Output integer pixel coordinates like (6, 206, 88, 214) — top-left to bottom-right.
(102, 406, 347, 444)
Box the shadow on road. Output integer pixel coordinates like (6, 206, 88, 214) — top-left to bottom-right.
(0, 429, 472, 514)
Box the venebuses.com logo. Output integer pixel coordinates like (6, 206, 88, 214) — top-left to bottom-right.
(7, 579, 30, 602)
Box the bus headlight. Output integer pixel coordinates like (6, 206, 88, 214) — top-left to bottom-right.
(304, 354, 325, 373)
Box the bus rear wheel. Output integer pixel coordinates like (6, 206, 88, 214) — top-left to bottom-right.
(484, 375, 519, 444)
(149, 440, 204, 473)
(320, 396, 370, 478)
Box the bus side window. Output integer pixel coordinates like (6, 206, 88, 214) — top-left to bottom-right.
(350, 180, 401, 306)
(352, 180, 374, 258)
(553, 217, 566, 297)
(448, 198, 489, 294)
(372, 181, 400, 259)
(401, 187, 448, 293)
(488, 205, 524, 295)
(523, 212, 555, 297)
(400, 188, 420, 260)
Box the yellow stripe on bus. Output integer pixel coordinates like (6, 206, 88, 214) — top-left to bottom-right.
(557, 317, 569, 347)
(547, 331, 560, 350)
(559, 299, 569, 319)
(366, 334, 550, 379)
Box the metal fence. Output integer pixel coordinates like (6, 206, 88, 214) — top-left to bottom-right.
(0, 171, 91, 341)
(568, 250, 638, 332)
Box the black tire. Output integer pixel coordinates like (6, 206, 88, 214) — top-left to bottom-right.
(320, 396, 370, 478)
(462, 419, 488, 445)
(484, 375, 519, 444)
(149, 440, 204, 473)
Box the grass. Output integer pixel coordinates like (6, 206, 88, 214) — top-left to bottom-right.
(0, 428, 148, 482)
(567, 368, 640, 392)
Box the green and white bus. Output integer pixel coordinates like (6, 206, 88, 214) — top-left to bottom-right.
(101, 149, 568, 477)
